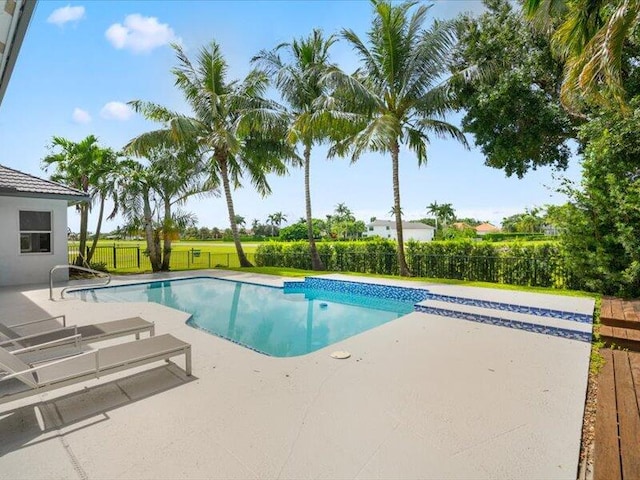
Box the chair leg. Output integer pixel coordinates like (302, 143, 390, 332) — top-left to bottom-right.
(185, 347, 192, 376)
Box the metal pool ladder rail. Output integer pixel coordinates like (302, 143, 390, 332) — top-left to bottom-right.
(49, 265, 112, 300)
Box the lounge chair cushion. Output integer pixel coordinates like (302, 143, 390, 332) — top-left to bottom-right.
(0, 346, 37, 388)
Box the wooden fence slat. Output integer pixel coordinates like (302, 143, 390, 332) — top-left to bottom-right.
(613, 350, 640, 479)
(594, 349, 622, 480)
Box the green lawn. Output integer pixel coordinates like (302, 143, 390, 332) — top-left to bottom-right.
(69, 240, 258, 254)
(68, 240, 259, 272)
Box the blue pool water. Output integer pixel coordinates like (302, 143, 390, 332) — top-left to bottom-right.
(72, 277, 420, 357)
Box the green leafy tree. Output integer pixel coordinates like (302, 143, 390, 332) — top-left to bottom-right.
(501, 208, 545, 233)
(551, 103, 640, 296)
(42, 135, 123, 266)
(279, 219, 325, 241)
(253, 29, 343, 270)
(451, 0, 577, 177)
(127, 42, 291, 268)
(524, 0, 640, 110)
(330, 0, 468, 276)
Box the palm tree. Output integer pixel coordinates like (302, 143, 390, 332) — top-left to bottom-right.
(427, 201, 440, 231)
(330, 0, 468, 276)
(524, 0, 640, 109)
(253, 29, 341, 271)
(267, 211, 286, 236)
(334, 202, 354, 222)
(438, 203, 456, 226)
(42, 135, 121, 266)
(127, 42, 291, 268)
(115, 146, 206, 271)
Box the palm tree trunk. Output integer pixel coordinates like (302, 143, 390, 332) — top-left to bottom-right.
(161, 198, 172, 271)
(76, 203, 89, 266)
(391, 140, 411, 276)
(142, 190, 161, 272)
(86, 195, 105, 264)
(304, 144, 325, 270)
(219, 156, 253, 267)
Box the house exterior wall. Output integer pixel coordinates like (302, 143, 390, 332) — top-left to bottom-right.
(365, 225, 434, 242)
(0, 196, 69, 286)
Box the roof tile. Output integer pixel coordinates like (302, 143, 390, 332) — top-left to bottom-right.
(0, 164, 88, 199)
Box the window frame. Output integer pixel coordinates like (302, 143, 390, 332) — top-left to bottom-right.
(19, 210, 53, 255)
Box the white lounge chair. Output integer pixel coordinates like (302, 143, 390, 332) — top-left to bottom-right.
(0, 316, 155, 358)
(0, 334, 192, 405)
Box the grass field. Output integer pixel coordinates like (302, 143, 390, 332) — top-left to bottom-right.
(68, 240, 259, 272)
(69, 240, 259, 254)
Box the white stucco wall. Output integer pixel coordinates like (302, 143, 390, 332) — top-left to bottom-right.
(0, 196, 69, 286)
(403, 228, 435, 242)
(365, 225, 435, 242)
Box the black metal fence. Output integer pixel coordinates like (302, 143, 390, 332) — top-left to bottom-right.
(68, 245, 255, 271)
(69, 246, 581, 289)
(255, 251, 582, 290)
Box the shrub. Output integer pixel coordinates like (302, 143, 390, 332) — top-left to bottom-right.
(255, 240, 577, 289)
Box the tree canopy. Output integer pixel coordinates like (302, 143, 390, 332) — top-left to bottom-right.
(451, 0, 577, 178)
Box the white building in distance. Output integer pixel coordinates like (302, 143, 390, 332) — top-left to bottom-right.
(364, 219, 435, 242)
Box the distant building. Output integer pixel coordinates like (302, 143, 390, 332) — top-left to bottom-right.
(451, 222, 472, 230)
(364, 219, 435, 242)
(475, 222, 501, 236)
(0, 165, 89, 286)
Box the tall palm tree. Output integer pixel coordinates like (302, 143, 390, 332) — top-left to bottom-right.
(524, 0, 640, 109)
(253, 29, 341, 271)
(42, 135, 120, 266)
(127, 42, 291, 267)
(329, 0, 468, 276)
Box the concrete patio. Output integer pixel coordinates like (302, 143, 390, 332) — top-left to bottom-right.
(0, 271, 594, 479)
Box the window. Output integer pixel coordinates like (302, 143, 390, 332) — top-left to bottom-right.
(19, 211, 52, 253)
(386, 226, 390, 230)
(368, 226, 374, 231)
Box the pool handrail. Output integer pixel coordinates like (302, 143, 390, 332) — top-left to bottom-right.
(49, 265, 111, 301)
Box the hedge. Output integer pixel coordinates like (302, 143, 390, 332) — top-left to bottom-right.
(254, 239, 582, 289)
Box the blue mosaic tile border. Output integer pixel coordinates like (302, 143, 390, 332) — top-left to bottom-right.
(414, 305, 591, 343)
(283, 277, 431, 303)
(426, 293, 593, 324)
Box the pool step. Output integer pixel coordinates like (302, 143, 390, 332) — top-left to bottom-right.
(423, 292, 593, 324)
(415, 299, 593, 343)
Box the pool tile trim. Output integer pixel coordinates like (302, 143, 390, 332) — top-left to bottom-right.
(284, 277, 431, 303)
(425, 293, 593, 324)
(414, 305, 591, 343)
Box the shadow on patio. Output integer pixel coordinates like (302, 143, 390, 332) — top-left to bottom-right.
(0, 364, 196, 457)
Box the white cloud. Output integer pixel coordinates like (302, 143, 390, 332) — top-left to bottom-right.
(71, 108, 91, 124)
(105, 14, 179, 53)
(100, 102, 133, 121)
(47, 5, 85, 26)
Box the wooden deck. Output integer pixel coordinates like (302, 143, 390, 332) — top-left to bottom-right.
(600, 297, 640, 351)
(593, 297, 640, 479)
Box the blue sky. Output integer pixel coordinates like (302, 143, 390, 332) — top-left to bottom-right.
(0, 1, 582, 232)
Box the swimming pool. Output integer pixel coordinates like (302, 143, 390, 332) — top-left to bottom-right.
(71, 277, 430, 357)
